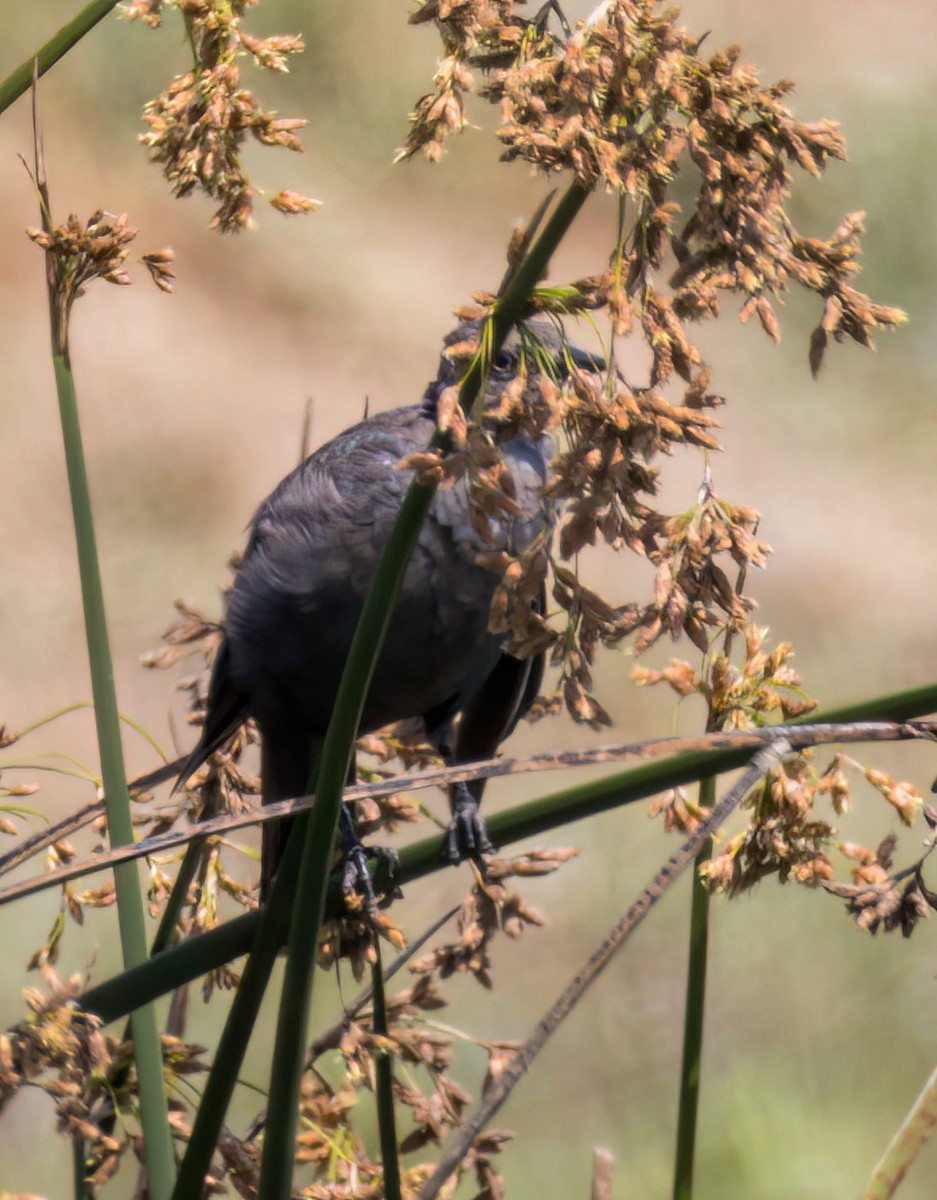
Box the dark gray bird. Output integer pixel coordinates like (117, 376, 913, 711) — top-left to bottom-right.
(177, 318, 601, 897)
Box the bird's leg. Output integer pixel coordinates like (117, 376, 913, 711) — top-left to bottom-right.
(423, 705, 498, 866)
(445, 779, 495, 866)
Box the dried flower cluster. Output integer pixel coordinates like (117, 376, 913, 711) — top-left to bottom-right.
(26, 211, 174, 351)
(412, 849, 577, 986)
(633, 623, 814, 727)
(210, 1010, 513, 1199)
(405, 0, 905, 370)
(821, 816, 936, 937)
(310, 850, 572, 1198)
(0, 969, 206, 1189)
(125, 0, 317, 231)
(393, 4, 906, 736)
(0, 837, 574, 1196)
(702, 754, 930, 920)
(420, 321, 761, 728)
(633, 617, 934, 937)
(401, 0, 514, 161)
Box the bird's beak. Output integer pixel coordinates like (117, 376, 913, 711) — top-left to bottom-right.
(567, 345, 606, 374)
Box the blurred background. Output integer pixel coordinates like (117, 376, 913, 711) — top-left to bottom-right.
(2, 1, 937, 1196)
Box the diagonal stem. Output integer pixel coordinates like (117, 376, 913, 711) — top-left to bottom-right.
(416, 740, 792, 1200)
(0, 1, 121, 116)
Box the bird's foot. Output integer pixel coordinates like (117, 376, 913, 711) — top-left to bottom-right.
(369, 844, 403, 902)
(339, 806, 400, 915)
(444, 782, 495, 866)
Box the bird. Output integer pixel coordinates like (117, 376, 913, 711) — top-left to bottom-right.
(176, 317, 602, 899)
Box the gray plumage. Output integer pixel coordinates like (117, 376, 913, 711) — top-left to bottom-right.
(178, 318, 599, 894)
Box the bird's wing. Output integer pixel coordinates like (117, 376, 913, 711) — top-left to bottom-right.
(239, 406, 433, 601)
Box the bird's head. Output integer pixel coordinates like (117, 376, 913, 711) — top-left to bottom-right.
(423, 315, 605, 413)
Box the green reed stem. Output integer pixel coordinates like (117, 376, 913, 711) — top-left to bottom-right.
(51, 350, 176, 1198)
(0, 1, 121, 116)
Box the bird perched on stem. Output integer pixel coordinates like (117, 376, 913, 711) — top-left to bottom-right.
(177, 317, 603, 898)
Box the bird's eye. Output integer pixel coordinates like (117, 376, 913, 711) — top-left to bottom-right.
(491, 350, 516, 374)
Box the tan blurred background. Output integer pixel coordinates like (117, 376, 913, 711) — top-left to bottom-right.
(2, 1, 937, 1196)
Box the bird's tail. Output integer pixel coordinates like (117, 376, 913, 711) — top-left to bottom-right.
(259, 728, 317, 901)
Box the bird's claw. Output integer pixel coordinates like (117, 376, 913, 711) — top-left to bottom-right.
(339, 844, 375, 912)
(339, 806, 401, 915)
(445, 785, 495, 865)
(339, 806, 377, 915)
(368, 845, 403, 905)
